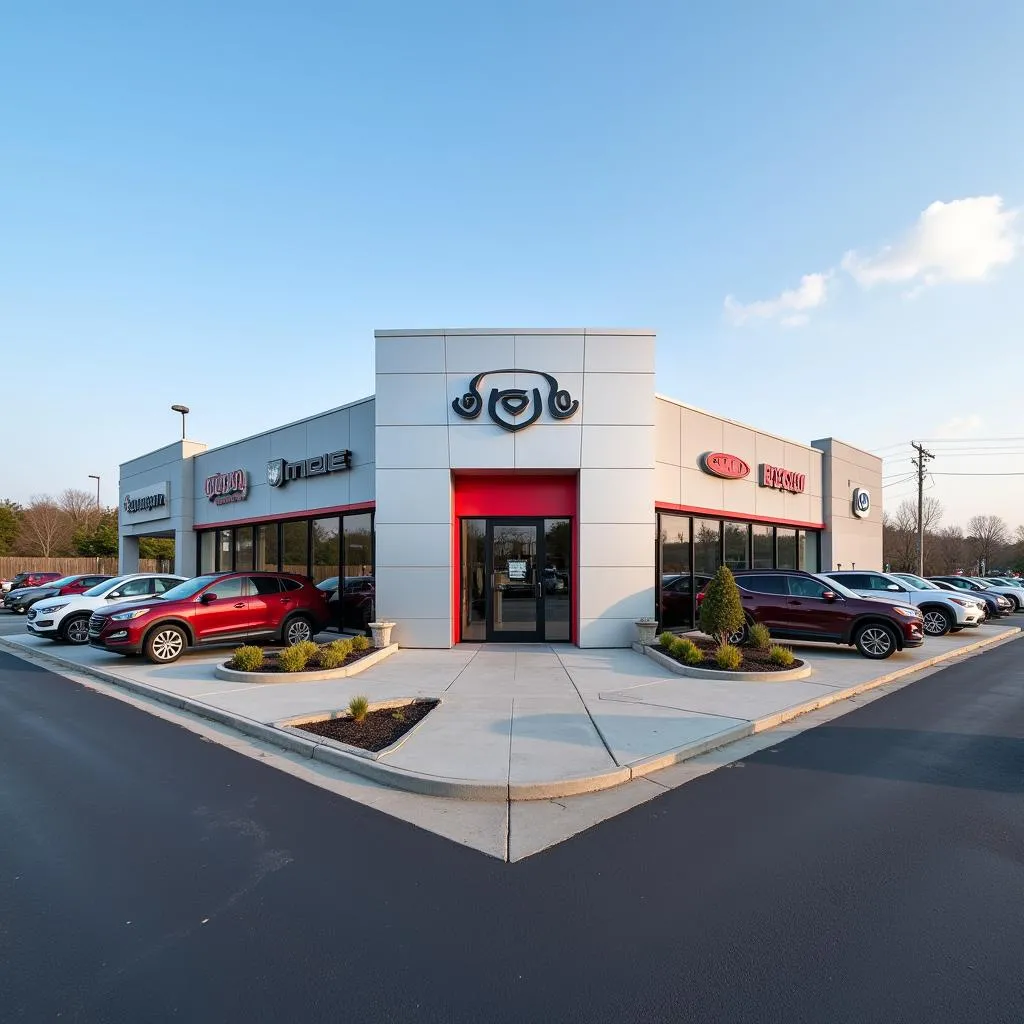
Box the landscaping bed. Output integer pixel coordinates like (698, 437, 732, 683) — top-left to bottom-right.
(295, 699, 439, 752)
(655, 634, 803, 673)
(227, 637, 372, 674)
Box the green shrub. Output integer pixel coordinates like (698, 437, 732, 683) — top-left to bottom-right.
(348, 695, 370, 723)
(229, 645, 265, 672)
(658, 631, 677, 649)
(391, 708, 406, 723)
(748, 623, 772, 651)
(317, 639, 353, 670)
(769, 645, 796, 667)
(713, 643, 743, 671)
(351, 634, 371, 653)
(291, 639, 320, 662)
(699, 566, 746, 646)
(277, 645, 312, 672)
(677, 638, 704, 666)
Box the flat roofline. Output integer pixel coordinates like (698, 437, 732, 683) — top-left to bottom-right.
(655, 393, 821, 455)
(197, 395, 374, 459)
(374, 327, 656, 337)
(810, 437, 881, 461)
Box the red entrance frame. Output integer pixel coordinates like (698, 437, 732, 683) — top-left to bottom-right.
(452, 473, 579, 645)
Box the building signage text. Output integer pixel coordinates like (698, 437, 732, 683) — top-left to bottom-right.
(120, 481, 170, 524)
(267, 450, 351, 488)
(204, 469, 249, 505)
(123, 491, 166, 515)
(452, 369, 579, 433)
(760, 464, 806, 493)
(701, 452, 751, 480)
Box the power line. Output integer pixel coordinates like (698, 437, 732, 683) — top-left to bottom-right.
(930, 471, 1024, 476)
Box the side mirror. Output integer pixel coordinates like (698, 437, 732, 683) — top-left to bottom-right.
(822, 590, 838, 602)
(886, 583, 901, 591)
(200, 592, 217, 604)
(106, 593, 121, 600)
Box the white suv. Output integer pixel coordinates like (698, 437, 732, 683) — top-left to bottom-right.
(821, 570, 983, 637)
(27, 573, 187, 644)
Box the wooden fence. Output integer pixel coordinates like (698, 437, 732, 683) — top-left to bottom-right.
(0, 556, 163, 578)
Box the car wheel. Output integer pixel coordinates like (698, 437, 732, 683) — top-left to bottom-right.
(61, 614, 91, 645)
(854, 623, 897, 659)
(1008, 596, 1022, 612)
(728, 621, 750, 645)
(144, 624, 188, 664)
(922, 607, 953, 637)
(284, 616, 314, 646)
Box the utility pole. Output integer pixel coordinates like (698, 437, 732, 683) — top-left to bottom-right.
(911, 441, 935, 575)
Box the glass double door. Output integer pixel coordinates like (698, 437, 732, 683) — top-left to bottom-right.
(461, 518, 572, 643)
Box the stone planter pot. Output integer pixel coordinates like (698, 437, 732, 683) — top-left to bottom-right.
(368, 621, 396, 649)
(635, 619, 659, 646)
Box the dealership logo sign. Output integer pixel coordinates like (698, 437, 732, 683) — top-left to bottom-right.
(852, 487, 871, 518)
(204, 469, 249, 505)
(123, 491, 166, 515)
(267, 450, 351, 488)
(760, 464, 806, 493)
(452, 369, 579, 433)
(701, 452, 751, 480)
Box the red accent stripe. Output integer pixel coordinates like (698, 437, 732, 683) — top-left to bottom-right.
(656, 502, 824, 530)
(194, 501, 375, 531)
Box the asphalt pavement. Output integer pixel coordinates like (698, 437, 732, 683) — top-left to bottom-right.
(2, 636, 1023, 1023)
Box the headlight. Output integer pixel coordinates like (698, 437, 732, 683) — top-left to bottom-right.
(949, 597, 969, 606)
(44, 603, 70, 613)
(110, 608, 150, 621)
(892, 606, 920, 618)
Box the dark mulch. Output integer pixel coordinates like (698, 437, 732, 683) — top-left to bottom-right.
(656, 635, 802, 673)
(241, 648, 373, 673)
(295, 700, 439, 752)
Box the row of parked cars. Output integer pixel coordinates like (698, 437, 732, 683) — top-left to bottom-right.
(688, 568, 1023, 660)
(0, 570, 375, 664)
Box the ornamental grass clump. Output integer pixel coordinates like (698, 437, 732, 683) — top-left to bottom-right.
(351, 634, 371, 653)
(748, 623, 772, 651)
(699, 565, 746, 647)
(277, 645, 311, 672)
(317, 638, 353, 670)
(348, 695, 370, 723)
(676, 637, 704, 666)
(229, 645, 265, 672)
(713, 643, 743, 671)
(769, 645, 796, 667)
(659, 631, 677, 650)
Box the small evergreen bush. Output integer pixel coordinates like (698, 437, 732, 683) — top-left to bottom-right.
(278, 645, 312, 672)
(713, 643, 743, 671)
(351, 634, 371, 653)
(699, 566, 746, 646)
(317, 639, 352, 670)
(748, 623, 772, 650)
(348, 695, 370, 723)
(229, 645, 265, 672)
(291, 639, 320, 662)
(769, 645, 796, 667)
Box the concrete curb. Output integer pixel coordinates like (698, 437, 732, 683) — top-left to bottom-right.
(214, 643, 398, 683)
(635, 642, 813, 681)
(2, 626, 1018, 802)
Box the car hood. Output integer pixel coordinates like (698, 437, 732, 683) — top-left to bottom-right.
(89, 597, 169, 616)
(9, 585, 54, 599)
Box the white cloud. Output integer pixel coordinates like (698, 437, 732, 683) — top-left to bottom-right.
(841, 195, 1019, 290)
(723, 271, 831, 327)
(933, 414, 984, 439)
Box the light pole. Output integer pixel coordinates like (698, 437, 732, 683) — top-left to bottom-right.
(88, 474, 101, 508)
(171, 404, 190, 440)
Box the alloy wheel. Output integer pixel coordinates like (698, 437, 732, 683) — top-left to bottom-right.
(859, 627, 893, 657)
(286, 619, 313, 645)
(65, 617, 90, 644)
(151, 629, 185, 662)
(922, 610, 948, 636)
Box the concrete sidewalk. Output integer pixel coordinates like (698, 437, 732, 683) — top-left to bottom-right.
(2, 623, 1019, 800)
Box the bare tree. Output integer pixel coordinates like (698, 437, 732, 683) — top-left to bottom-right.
(58, 487, 101, 531)
(883, 500, 919, 572)
(967, 514, 1009, 572)
(928, 524, 965, 575)
(17, 495, 71, 557)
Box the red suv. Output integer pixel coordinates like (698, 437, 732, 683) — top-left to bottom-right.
(88, 572, 329, 664)
(697, 570, 924, 659)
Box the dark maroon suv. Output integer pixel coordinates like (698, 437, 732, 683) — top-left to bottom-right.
(698, 570, 925, 659)
(88, 572, 329, 664)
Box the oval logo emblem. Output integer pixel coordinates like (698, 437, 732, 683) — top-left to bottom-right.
(702, 452, 751, 480)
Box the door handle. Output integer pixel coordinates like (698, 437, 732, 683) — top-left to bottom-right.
(787, 599, 802, 605)
(233, 602, 245, 608)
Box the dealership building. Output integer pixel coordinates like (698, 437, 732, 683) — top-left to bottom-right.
(118, 329, 882, 648)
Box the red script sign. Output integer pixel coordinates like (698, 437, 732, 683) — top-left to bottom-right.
(701, 452, 751, 480)
(760, 464, 806, 493)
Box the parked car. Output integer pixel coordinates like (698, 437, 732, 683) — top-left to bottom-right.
(917, 576, 1010, 619)
(931, 575, 1023, 613)
(660, 574, 714, 629)
(697, 569, 924, 659)
(87, 572, 330, 664)
(976, 577, 1024, 610)
(3, 571, 62, 607)
(4, 573, 114, 614)
(1, 578, 12, 594)
(316, 575, 376, 631)
(27, 574, 187, 644)
(822, 570, 982, 637)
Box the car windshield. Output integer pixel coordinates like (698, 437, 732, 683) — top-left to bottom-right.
(967, 579, 991, 589)
(815, 574, 861, 600)
(84, 576, 129, 597)
(42, 576, 76, 588)
(158, 575, 219, 601)
(898, 575, 941, 590)
(317, 577, 338, 591)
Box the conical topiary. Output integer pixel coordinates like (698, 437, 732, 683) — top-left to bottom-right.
(698, 565, 746, 646)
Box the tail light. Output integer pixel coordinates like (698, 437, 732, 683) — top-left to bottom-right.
(696, 591, 706, 604)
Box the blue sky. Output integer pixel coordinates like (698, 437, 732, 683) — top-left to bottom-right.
(3, 1, 1023, 529)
